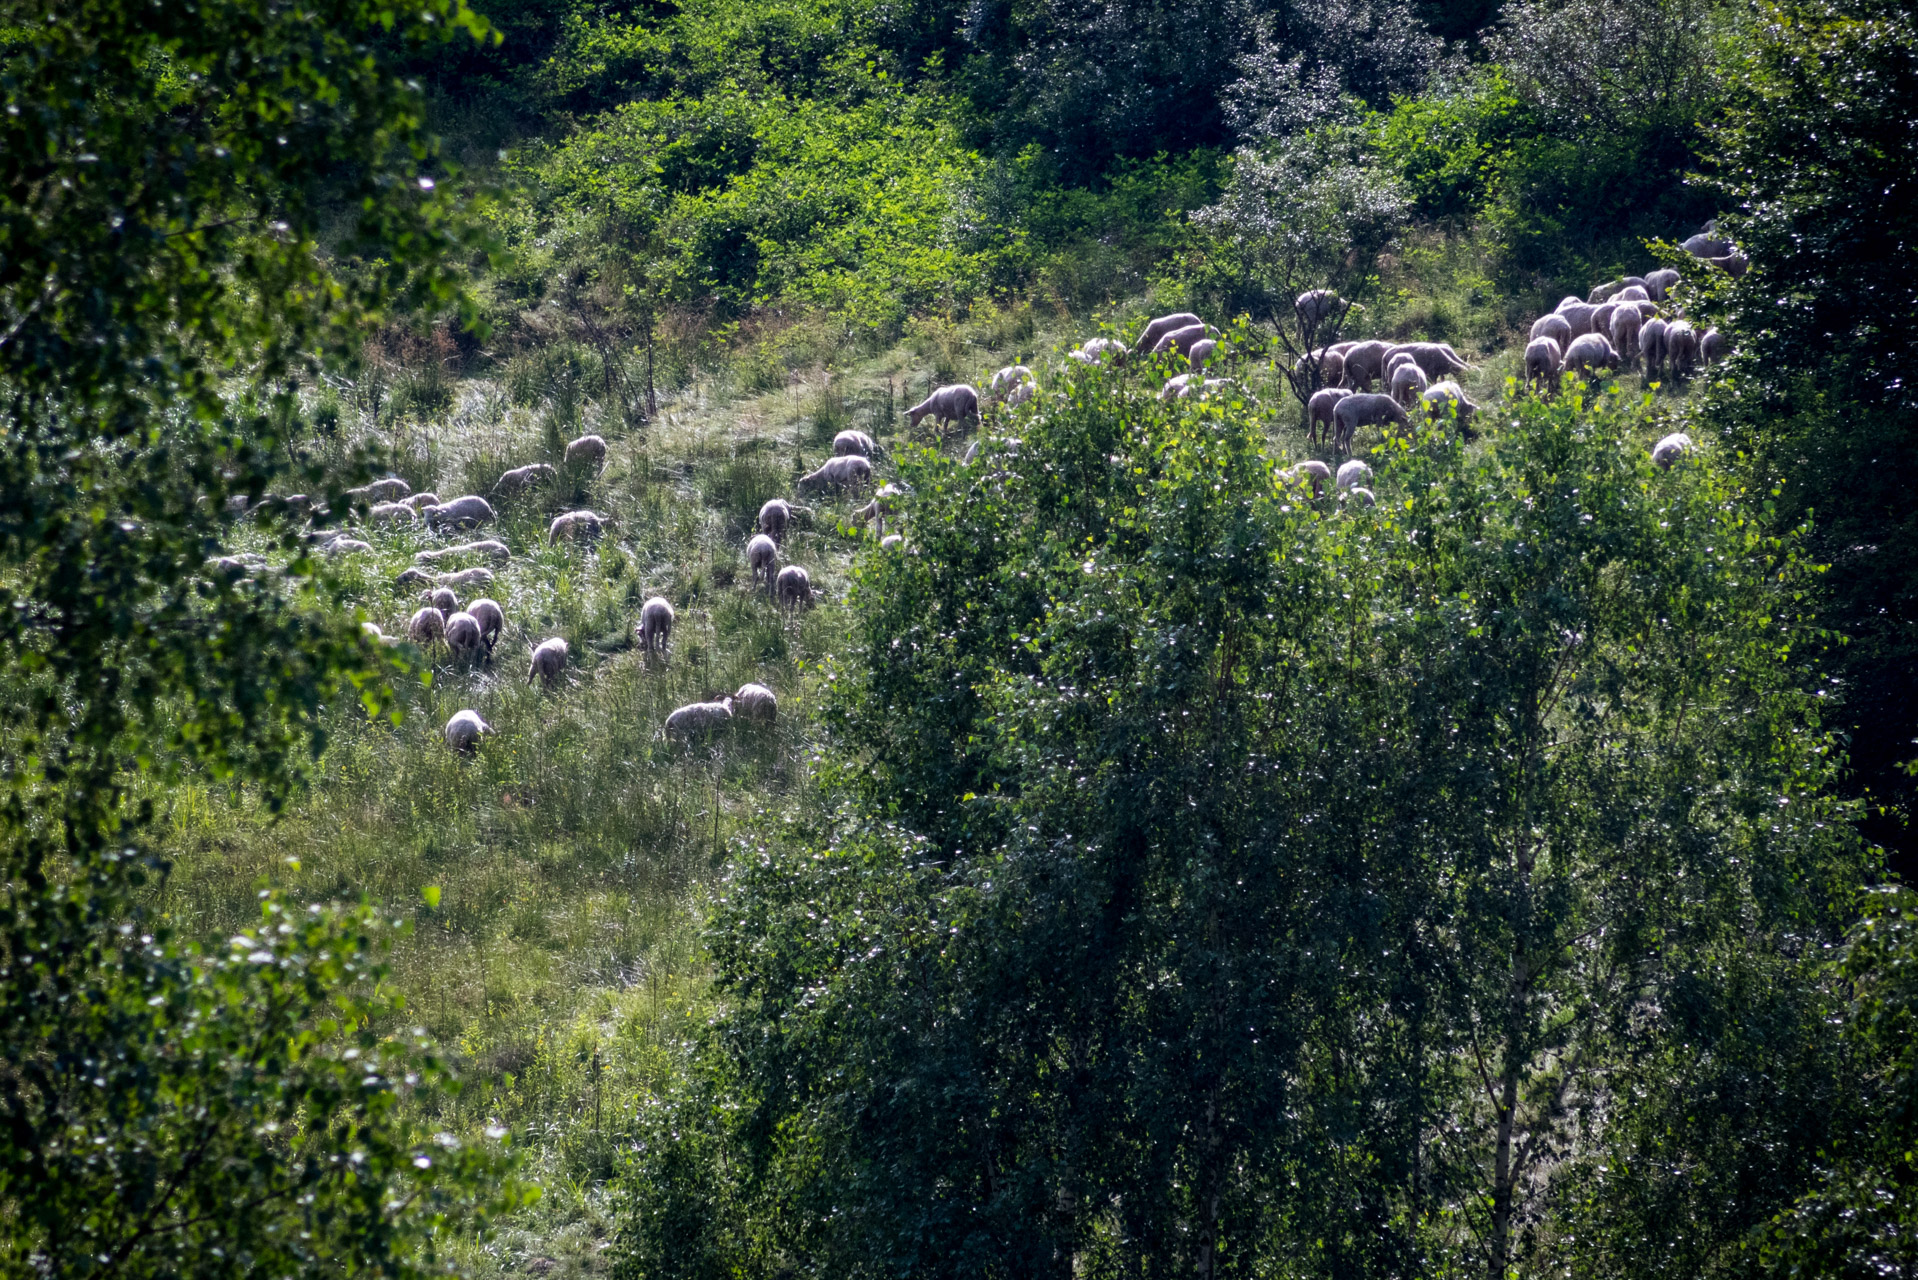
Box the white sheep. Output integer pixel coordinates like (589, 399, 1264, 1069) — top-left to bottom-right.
(443, 709, 492, 755)
(1706, 251, 1749, 278)
(467, 598, 504, 651)
(1683, 232, 1734, 258)
(1074, 337, 1127, 365)
(1006, 380, 1036, 407)
(407, 607, 446, 645)
(322, 536, 372, 556)
(445, 611, 484, 663)
(747, 534, 779, 591)
(1308, 387, 1353, 446)
(428, 586, 459, 614)
(1297, 348, 1346, 389)
(1701, 327, 1728, 364)
(1180, 378, 1237, 400)
(1591, 303, 1620, 341)
(1135, 312, 1202, 353)
(989, 366, 1033, 399)
(1333, 393, 1410, 452)
(1640, 318, 1671, 378)
(1187, 338, 1218, 370)
(1421, 381, 1481, 430)
(904, 385, 979, 431)
(415, 540, 511, 565)
(880, 534, 904, 550)
(348, 477, 411, 503)
(776, 565, 813, 611)
(435, 567, 495, 592)
(1385, 342, 1474, 379)
(1611, 306, 1644, 370)
(665, 698, 733, 744)
(548, 510, 605, 543)
(1644, 268, 1680, 301)
(1158, 374, 1195, 402)
(1151, 323, 1217, 357)
(1338, 340, 1394, 391)
(1530, 313, 1573, 350)
(796, 455, 873, 495)
(759, 498, 791, 542)
(394, 567, 432, 590)
(1525, 337, 1564, 390)
(1336, 459, 1372, 490)
(1666, 321, 1700, 376)
(1390, 361, 1430, 406)
(833, 430, 877, 457)
(733, 683, 777, 724)
(423, 495, 496, 532)
(564, 434, 608, 468)
(1615, 284, 1650, 302)
(1288, 459, 1333, 497)
(1556, 302, 1600, 339)
(1563, 333, 1621, 380)
(853, 484, 906, 539)
(403, 491, 441, 511)
(527, 637, 569, 688)
(637, 596, 674, 660)
(1344, 486, 1377, 507)
(1296, 289, 1343, 336)
(1651, 432, 1693, 468)
(368, 501, 417, 526)
(495, 462, 556, 493)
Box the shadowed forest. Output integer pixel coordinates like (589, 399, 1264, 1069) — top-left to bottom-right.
(2, 0, 1917, 1276)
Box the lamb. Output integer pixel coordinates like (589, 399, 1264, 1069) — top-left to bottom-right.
(1421, 381, 1481, 431)
(1666, 321, 1699, 376)
(833, 430, 877, 457)
(415, 540, 511, 566)
(1530, 314, 1573, 349)
(443, 709, 492, 755)
(1556, 302, 1600, 339)
(1390, 360, 1430, 406)
(1385, 342, 1474, 379)
(403, 491, 441, 511)
(422, 495, 496, 531)
(429, 587, 459, 614)
(1333, 393, 1410, 452)
(1336, 459, 1372, 490)
(564, 434, 608, 468)
(435, 567, 495, 591)
(853, 484, 906, 539)
(1187, 338, 1218, 370)
(1639, 318, 1671, 378)
(637, 596, 674, 660)
(1308, 387, 1353, 446)
(776, 565, 813, 611)
(758, 498, 791, 542)
(989, 366, 1033, 399)
(747, 534, 778, 591)
(665, 698, 734, 744)
(904, 385, 979, 431)
(445, 611, 485, 663)
(796, 454, 873, 495)
(1651, 432, 1694, 468)
(466, 598, 504, 651)
(528, 637, 569, 688)
(548, 510, 605, 543)
(1525, 337, 1564, 389)
(1701, 327, 1727, 364)
(1644, 268, 1680, 301)
(1611, 306, 1644, 370)
(368, 501, 417, 525)
(1135, 312, 1202, 353)
(494, 463, 556, 493)
(1151, 323, 1217, 357)
(1563, 333, 1622, 380)
(1340, 340, 1394, 391)
(1296, 289, 1343, 336)
(407, 607, 446, 645)
(733, 682, 778, 724)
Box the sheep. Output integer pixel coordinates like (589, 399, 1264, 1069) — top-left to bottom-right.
(564, 434, 608, 468)
(548, 510, 605, 543)
(1336, 459, 1372, 490)
(1386, 350, 1418, 377)
(1308, 387, 1353, 446)
(665, 698, 734, 744)
(637, 596, 674, 660)
(1556, 302, 1600, 339)
(880, 534, 904, 550)
(528, 637, 569, 688)
(1640, 318, 1671, 378)
(1390, 360, 1430, 406)
(1701, 327, 1728, 364)
(747, 534, 778, 591)
(1333, 393, 1410, 452)
(1185, 378, 1237, 400)
(1073, 337, 1128, 365)
(467, 598, 504, 651)
(1385, 342, 1474, 379)
(494, 462, 556, 494)
(1344, 486, 1377, 507)
(796, 454, 873, 496)
(1706, 251, 1749, 278)
(407, 607, 446, 645)
(415, 539, 511, 566)
(1187, 338, 1218, 370)
(734, 682, 778, 724)
(1289, 459, 1333, 497)
(1591, 302, 1620, 340)
(1530, 314, 1573, 349)
(1683, 233, 1734, 258)
(833, 430, 877, 457)
(1007, 380, 1036, 407)
(989, 366, 1033, 399)
(445, 611, 484, 663)
(1135, 312, 1202, 353)
(429, 587, 459, 614)
(347, 477, 411, 503)
(403, 491, 441, 511)
(1556, 295, 1585, 311)
(758, 498, 791, 543)
(1296, 289, 1344, 336)
(904, 385, 979, 431)
(1666, 320, 1699, 376)
(1651, 432, 1694, 468)
(1616, 284, 1650, 302)
(1339, 340, 1394, 391)
(422, 495, 496, 532)
(1525, 337, 1564, 390)
(853, 484, 906, 539)
(1563, 333, 1622, 380)
(394, 567, 432, 590)
(1159, 374, 1195, 402)
(1611, 306, 1644, 370)
(776, 565, 814, 611)
(361, 621, 385, 642)
(322, 536, 372, 556)
(443, 709, 492, 755)
(1644, 268, 1680, 301)
(368, 501, 417, 526)
(435, 567, 495, 592)
(1152, 323, 1218, 358)
(1421, 381, 1482, 431)
(1296, 348, 1345, 389)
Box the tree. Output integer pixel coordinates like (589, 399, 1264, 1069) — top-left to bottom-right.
(0, 0, 520, 1270)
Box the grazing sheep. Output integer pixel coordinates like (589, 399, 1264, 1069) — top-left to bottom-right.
(443, 709, 492, 755)
(361, 621, 385, 642)
(1345, 486, 1377, 507)
(833, 429, 877, 457)
(494, 463, 556, 493)
(403, 491, 441, 511)
(467, 598, 504, 651)
(1186, 378, 1237, 400)
(1333, 393, 1410, 452)
(1706, 251, 1749, 278)
(796, 454, 873, 496)
(1339, 340, 1394, 391)
(429, 587, 459, 614)
(1007, 380, 1036, 407)
(435, 567, 495, 592)
(1135, 312, 1202, 353)
(1591, 302, 1620, 339)
(1651, 432, 1694, 468)
(1336, 459, 1372, 490)
(1525, 337, 1564, 389)
(1385, 342, 1474, 379)
(1187, 338, 1218, 370)
(1290, 459, 1333, 497)
(776, 565, 814, 611)
(1390, 360, 1430, 406)
(1563, 333, 1622, 380)
(347, 477, 411, 503)
(1296, 289, 1343, 336)
(881, 534, 904, 550)
(415, 539, 511, 566)
(853, 484, 906, 538)
(422, 495, 496, 532)
(1421, 381, 1481, 431)
(1666, 321, 1699, 376)
(1386, 351, 1418, 377)
(1556, 302, 1600, 339)
(528, 637, 569, 688)
(445, 611, 484, 663)
(1644, 268, 1680, 300)
(1152, 323, 1218, 357)
(637, 596, 674, 659)
(666, 698, 734, 744)
(322, 536, 372, 556)
(747, 534, 778, 591)
(564, 434, 608, 468)
(407, 607, 446, 645)
(990, 366, 1034, 399)
(369, 501, 417, 525)
(1073, 337, 1128, 365)
(758, 498, 791, 543)
(1308, 387, 1353, 446)
(905, 385, 980, 431)
(394, 567, 432, 590)
(1530, 313, 1573, 349)
(1683, 233, 1734, 258)
(1159, 374, 1195, 401)
(1296, 348, 1346, 389)
(1616, 284, 1650, 302)
(1640, 318, 1671, 378)
(1701, 327, 1728, 364)
(548, 510, 605, 544)
(1611, 306, 1644, 370)
(734, 683, 778, 724)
